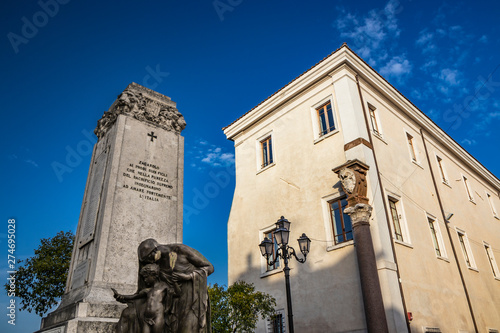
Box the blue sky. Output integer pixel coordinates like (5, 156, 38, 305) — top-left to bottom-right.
(1, 0, 499, 331)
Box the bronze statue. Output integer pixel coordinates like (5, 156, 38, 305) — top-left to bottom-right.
(113, 239, 214, 333)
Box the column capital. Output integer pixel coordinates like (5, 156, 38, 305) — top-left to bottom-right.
(344, 203, 373, 226)
(333, 159, 370, 206)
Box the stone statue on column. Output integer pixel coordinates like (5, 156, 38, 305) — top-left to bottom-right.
(333, 159, 388, 333)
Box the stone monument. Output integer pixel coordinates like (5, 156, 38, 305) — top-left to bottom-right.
(38, 83, 186, 332)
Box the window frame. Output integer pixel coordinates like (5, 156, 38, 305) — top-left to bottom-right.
(406, 132, 418, 163)
(386, 193, 411, 246)
(263, 230, 280, 272)
(256, 131, 276, 173)
(456, 228, 477, 269)
(435, 155, 449, 185)
(486, 192, 499, 218)
(267, 309, 286, 333)
(310, 95, 339, 142)
(427, 214, 447, 259)
(484, 242, 500, 279)
(328, 196, 353, 245)
(389, 199, 404, 242)
(261, 136, 274, 168)
(368, 103, 382, 136)
(316, 101, 336, 136)
(462, 175, 475, 203)
(260, 225, 282, 276)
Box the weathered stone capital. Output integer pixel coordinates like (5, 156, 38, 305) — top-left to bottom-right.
(333, 159, 370, 206)
(344, 203, 373, 226)
(94, 82, 186, 139)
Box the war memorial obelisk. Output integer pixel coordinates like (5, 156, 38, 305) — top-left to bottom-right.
(39, 83, 186, 332)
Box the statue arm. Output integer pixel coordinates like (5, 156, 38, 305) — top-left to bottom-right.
(173, 245, 214, 279)
(184, 246, 214, 276)
(112, 288, 148, 303)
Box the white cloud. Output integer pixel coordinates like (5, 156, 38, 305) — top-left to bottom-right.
(334, 0, 412, 85)
(189, 138, 235, 168)
(420, 60, 437, 72)
(335, 0, 402, 66)
(25, 159, 39, 168)
(489, 111, 500, 118)
(415, 30, 436, 54)
(439, 68, 461, 86)
(201, 151, 235, 167)
(379, 56, 412, 77)
(479, 35, 488, 43)
(461, 139, 476, 146)
(416, 32, 434, 46)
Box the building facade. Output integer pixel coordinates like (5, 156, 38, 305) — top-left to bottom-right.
(223, 45, 500, 333)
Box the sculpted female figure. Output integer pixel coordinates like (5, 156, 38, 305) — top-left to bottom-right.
(115, 239, 214, 333)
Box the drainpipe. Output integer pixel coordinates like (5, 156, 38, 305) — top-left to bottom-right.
(355, 74, 411, 332)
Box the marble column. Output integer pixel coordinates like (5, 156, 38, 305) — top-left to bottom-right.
(333, 160, 388, 333)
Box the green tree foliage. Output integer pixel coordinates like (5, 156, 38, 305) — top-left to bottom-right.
(4, 231, 74, 316)
(209, 281, 276, 333)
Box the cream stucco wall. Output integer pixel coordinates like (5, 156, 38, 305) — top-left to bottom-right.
(224, 45, 500, 333)
(227, 75, 368, 332)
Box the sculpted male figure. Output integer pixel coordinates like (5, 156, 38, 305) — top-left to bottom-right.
(113, 264, 176, 333)
(115, 239, 214, 333)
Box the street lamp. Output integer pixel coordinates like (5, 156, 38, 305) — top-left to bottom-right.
(258, 216, 311, 333)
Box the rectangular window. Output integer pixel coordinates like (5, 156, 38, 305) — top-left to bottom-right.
(463, 176, 474, 202)
(329, 197, 353, 244)
(267, 310, 285, 333)
(389, 199, 404, 242)
(436, 156, 448, 184)
(264, 231, 280, 271)
(457, 230, 475, 268)
(316, 101, 335, 136)
(407, 133, 417, 162)
(487, 193, 499, 218)
(424, 328, 441, 333)
(261, 136, 274, 168)
(368, 104, 380, 135)
(270, 313, 284, 333)
(428, 217, 442, 257)
(484, 243, 500, 278)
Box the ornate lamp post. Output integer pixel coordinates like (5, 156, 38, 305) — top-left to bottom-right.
(259, 216, 311, 333)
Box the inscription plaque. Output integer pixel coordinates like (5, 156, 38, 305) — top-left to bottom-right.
(121, 160, 174, 202)
(79, 147, 108, 247)
(70, 259, 90, 290)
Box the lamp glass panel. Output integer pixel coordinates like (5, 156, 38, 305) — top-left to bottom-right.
(298, 233, 311, 254)
(274, 227, 289, 246)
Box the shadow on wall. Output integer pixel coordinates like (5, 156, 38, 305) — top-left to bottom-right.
(231, 242, 380, 333)
(229, 237, 479, 333)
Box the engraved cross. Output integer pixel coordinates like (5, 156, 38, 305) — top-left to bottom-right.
(147, 131, 157, 142)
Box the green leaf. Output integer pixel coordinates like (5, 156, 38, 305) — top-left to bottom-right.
(208, 281, 276, 333)
(4, 231, 74, 316)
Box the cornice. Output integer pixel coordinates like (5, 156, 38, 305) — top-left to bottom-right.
(223, 45, 500, 190)
(94, 82, 186, 139)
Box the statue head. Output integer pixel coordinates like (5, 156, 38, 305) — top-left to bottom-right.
(138, 238, 161, 263)
(140, 263, 160, 286)
(338, 168, 356, 194)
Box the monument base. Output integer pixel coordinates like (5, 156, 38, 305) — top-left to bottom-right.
(36, 302, 126, 333)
